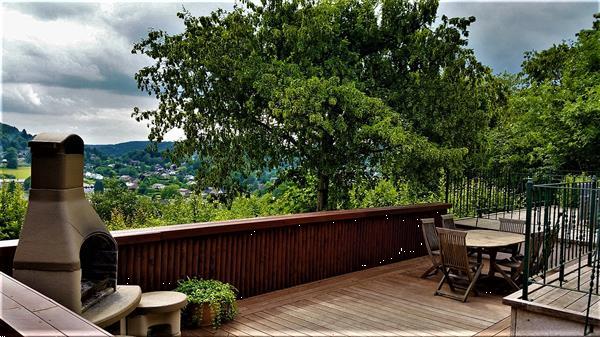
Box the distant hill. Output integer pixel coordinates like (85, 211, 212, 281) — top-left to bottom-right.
(0, 123, 34, 153)
(0, 122, 173, 157)
(87, 141, 174, 157)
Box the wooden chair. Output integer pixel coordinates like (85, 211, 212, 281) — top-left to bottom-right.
(435, 228, 483, 302)
(441, 214, 456, 229)
(498, 218, 526, 257)
(420, 218, 441, 278)
(497, 232, 544, 285)
(539, 224, 560, 274)
(499, 218, 526, 234)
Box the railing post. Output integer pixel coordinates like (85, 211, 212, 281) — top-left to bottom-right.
(523, 178, 533, 301)
(589, 176, 597, 267)
(585, 176, 599, 335)
(445, 170, 450, 204)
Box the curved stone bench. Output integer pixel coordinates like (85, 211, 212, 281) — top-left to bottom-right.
(126, 291, 187, 337)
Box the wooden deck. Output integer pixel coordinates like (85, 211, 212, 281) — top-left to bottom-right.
(504, 262, 600, 327)
(184, 256, 512, 337)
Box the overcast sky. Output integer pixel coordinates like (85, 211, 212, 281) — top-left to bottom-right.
(1, 1, 598, 144)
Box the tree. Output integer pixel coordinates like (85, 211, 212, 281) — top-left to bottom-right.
(5, 148, 18, 169)
(488, 14, 600, 172)
(161, 184, 181, 199)
(0, 182, 27, 239)
(90, 178, 138, 223)
(94, 180, 105, 193)
(132, 0, 498, 210)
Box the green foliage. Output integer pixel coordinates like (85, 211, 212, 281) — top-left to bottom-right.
(94, 180, 104, 193)
(0, 123, 33, 153)
(132, 0, 498, 210)
(349, 178, 441, 209)
(0, 183, 27, 240)
(90, 179, 139, 224)
(488, 14, 600, 172)
(175, 278, 238, 328)
(160, 184, 180, 199)
(4, 148, 18, 169)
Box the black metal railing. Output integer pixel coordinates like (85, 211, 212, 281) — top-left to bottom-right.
(445, 170, 597, 220)
(519, 178, 600, 334)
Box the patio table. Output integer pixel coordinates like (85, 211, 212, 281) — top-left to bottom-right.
(466, 229, 525, 290)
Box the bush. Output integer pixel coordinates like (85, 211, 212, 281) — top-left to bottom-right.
(0, 183, 27, 239)
(175, 278, 238, 328)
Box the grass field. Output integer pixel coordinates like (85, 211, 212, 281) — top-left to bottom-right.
(0, 166, 31, 179)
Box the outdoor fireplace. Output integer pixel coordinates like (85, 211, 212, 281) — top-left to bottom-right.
(13, 133, 118, 314)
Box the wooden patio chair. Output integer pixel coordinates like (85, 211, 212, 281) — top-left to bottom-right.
(499, 218, 526, 234)
(441, 214, 456, 229)
(420, 218, 441, 278)
(498, 218, 526, 258)
(497, 232, 544, 285)
(435, 228, 483, 302)
(539, 224, 560, 274)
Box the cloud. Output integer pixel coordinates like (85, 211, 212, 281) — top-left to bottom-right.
(7, 3, 100, 21)
(1, 2, 233, 143)
(2, 3, 233, 96)
(438, 1, 598, 73)
(1, 83, 165, 143)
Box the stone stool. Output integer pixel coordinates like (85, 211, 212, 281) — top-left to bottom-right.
(126, 291, 187, 337)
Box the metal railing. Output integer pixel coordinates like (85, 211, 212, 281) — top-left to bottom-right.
(445, 170, 597, 220)
(519, 178, 600, 334)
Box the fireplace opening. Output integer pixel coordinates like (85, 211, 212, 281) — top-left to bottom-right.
(80, 233, 117, 312)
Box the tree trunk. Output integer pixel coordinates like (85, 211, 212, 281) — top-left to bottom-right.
(317, 174, 329, 211)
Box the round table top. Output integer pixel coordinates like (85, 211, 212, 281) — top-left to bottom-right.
(466, 229, 525, 248)
(82, 285, 141, 328)
(137, 291, 188, 313)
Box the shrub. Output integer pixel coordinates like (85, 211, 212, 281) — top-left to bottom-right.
(175, 278, 238, 328)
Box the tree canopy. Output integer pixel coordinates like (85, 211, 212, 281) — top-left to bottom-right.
(487, 14, 600, 172)
(132, 0, 502, 210)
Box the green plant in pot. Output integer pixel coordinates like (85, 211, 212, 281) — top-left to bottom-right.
(175, 278, 238, 328)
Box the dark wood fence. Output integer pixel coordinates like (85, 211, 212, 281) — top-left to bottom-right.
(0, 203, 448, 298)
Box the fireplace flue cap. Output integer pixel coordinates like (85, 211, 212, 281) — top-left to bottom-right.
(29, 133, 84, 189)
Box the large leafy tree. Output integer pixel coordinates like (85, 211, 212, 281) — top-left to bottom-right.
(488, 14, 600, 172)
(132, 0, 498, 210)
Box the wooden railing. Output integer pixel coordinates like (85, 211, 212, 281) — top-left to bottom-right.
(0, 203, 449, 298)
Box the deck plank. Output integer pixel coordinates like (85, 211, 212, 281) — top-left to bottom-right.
(474, 316, 511, 336)
(183, 256, 511, 337)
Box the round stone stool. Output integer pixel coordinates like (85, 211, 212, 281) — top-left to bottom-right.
(126, 291, 187, 337)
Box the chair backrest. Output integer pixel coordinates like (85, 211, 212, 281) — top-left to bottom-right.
(421, 218, 439, 253)
(540, 225, 560, 271)
(441, 214, 456, 229)
(436, 228, 470, 272)
(499, 218, 526, 234)
(523, 232, 544, 275)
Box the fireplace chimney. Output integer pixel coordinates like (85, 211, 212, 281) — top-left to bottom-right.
(13, 133, 117, 313)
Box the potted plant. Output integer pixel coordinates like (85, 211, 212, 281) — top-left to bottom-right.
(175, 278, 238, 328)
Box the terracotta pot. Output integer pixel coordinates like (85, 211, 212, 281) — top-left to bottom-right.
(182, 303, 215, 327)
(182, 302, 233, 328)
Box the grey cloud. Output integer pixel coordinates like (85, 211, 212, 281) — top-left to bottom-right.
(2, 84, 156, 116)
(3, 40, 141, 95)
(2, 3, 233, 97)
(105, 3, 231, 44)
(438, 2, 598, 73)
(2, 84, 160, 143)
(6, 2, 100, 21)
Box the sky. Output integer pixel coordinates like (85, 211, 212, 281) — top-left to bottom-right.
(1, 1, 598, 144)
